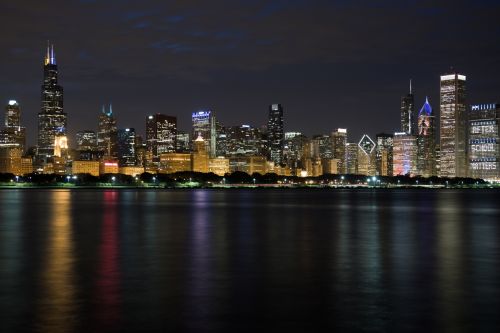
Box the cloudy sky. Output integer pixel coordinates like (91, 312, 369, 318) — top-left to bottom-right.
(1, 0, 499, 146)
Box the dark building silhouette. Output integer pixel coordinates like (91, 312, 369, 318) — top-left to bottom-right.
(267, 103, 284, 165)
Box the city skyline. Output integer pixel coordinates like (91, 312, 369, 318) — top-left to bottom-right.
(1, 1, 500, 145)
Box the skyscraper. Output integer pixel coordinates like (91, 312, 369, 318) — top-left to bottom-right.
(375, 133, 393, 176)
(267, 104, 284, 165)
(357, 134, 376, 176)
(37, 43, 66, 162)
(417, 97, 436, 177)
(117, 128, 136, 166)
(192, 111, 216, 158)
(1, 100, 26, 151)
(401, 80, 415, 135)
(192, 134, 209, 173)
(332, 128, 347, 173)
(440, 72, 467, 177)
(393, 132, 418, 176)
(97, 104, 117, 157)
(469, 103, 500, 181)
(146, 113, 177, 159)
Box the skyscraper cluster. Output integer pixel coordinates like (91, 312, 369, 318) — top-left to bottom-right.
(1, 44, 499, 182)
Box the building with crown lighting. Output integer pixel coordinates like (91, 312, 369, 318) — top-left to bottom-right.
(357, 134, 376, 176)
(37, 43, 66, 165)
(417, 97, 436, 177)
(469, 103, 500, 181)
(192, 111, 216, 158)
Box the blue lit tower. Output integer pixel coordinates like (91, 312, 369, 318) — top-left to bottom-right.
(417, 97, 436, 176)
(37, 43, 66, 162)
(192, 110, 216, 158)
(267, 104, 284, 165)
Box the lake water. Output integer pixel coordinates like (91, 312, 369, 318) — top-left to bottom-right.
(1, 189, 499, 332)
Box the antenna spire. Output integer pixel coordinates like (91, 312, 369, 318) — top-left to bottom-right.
(44, 40, 50, 65)
(409, 79, 412, 95)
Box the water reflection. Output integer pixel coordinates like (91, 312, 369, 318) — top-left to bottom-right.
(35, 190, 78, 333)
(94, 190, 122, 330)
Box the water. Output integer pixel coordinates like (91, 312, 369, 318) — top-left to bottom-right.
(1, 189, 499, 332)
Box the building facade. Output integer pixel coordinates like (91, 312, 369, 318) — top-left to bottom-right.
(267, 104, 284, 165)
(469, 103, 500, 181)
(393, 132, 418, 176)
(417, 97, 436, 177)
(192, 111, 216, 158)
(401, 82, 415, 135)
(37, 44, 66, 163)
(97, 104, 117, 157)
(440, 72, 467, 177)
(375, 133, 393, 176)
(332, 128, 347, 174)
(146, 114, 177, 160)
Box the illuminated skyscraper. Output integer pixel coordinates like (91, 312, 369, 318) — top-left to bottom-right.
(393, 132, 418, 176)
(346, 143, 358, 174)
(146, 113, 177, 159)
(192, 110, 216, 158)
(417, 97, 436, 177)
(469, 103, 500, 181)
(357, 134, 376, 176)
(117, 128, 136, 166)
(1, 100, 26, 151)
(401, 80, 415, 135)
(267, 104, 284, 165)
(97, 104, 117, 157)
(375, 133, 393, 176)
(332, 128, 347, 173)
(37, 43, 66, 162)
(76, 130, 97, 151)
(440, 72, 467, 177)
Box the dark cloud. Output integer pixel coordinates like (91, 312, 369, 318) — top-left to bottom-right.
(1, 0, 500, 145)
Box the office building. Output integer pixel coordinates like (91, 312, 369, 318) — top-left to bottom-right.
(192, 134, 209, 173)
(357, 135, 376, 176)
(97, 104, 117, 157)
(192, 110, 216, 158)
(332, 128, 347, 173)
(440, 72, 467, 177)
(401, 81, 415, 134)
(267, 104, 284, 165)
(146, 114, 177, 159)
(37, 43, 66, 163)
(1, 100, 26, 152)
(375, 133, 393, 176)
(393, 132, 418, 176)
(346, 142, 358, 174)
(417, 97, 436, 177)
(469, 103, 500, 181)
(117, 128, 136, 166)
(159, 153, 192, 174)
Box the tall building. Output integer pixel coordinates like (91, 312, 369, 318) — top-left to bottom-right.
(192, 110, 216, 158)
(1, 100, 26, 152)
(375, 133, 393, 176)
(97, 104, 117, 157)
(117, 128, 136, 166)
(176, 131, 190, 153)
(440, 72, 467, 177)
(267, 104, 284, 165)
(332, 128, 347, 173)
(357, 135, 376, 176)
(192, 134, 209, 173)
(346, 143, 358, 174)
(417, 97, 436, 177)
(401, 81, 415, 135)
(146, 114, 177, 159)
(393, 132, 418, 176)
(222, 125, 264, 157)
(37, 43, 66, 163)
(469, 103, 500, 181)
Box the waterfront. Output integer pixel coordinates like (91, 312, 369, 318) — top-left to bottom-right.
(1, 189, 500, 332)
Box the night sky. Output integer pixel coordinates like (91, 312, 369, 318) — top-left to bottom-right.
(1, 0, 500, 146)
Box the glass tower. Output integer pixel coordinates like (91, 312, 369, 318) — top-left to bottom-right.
(417, 97, 436, 177)
(401, 80, 415, 135)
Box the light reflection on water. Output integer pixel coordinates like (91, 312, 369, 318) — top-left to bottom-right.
(0, 189, 499, 332)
